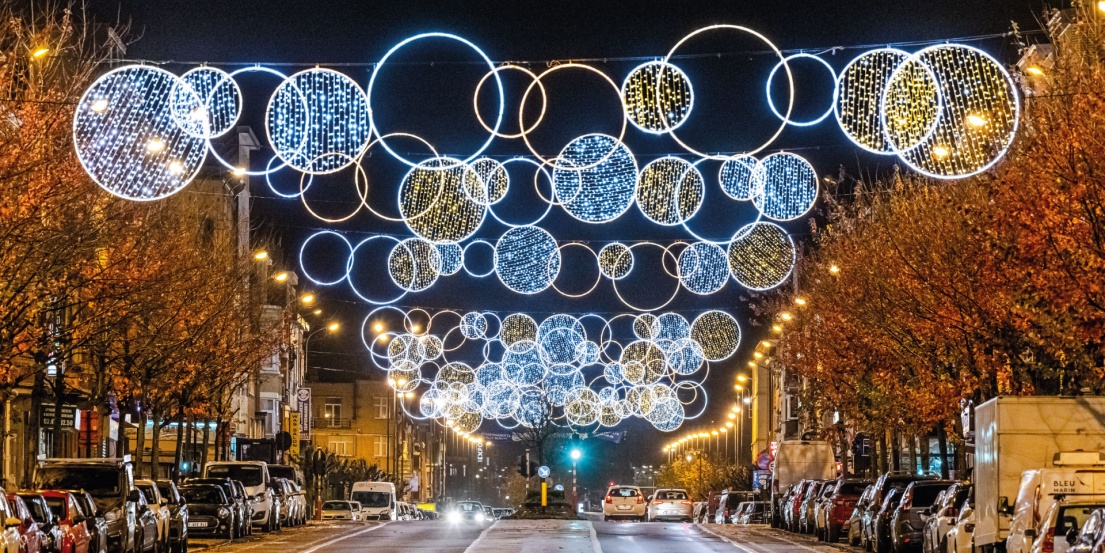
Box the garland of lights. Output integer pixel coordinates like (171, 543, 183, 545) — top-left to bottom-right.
(364, 308, 740, 432)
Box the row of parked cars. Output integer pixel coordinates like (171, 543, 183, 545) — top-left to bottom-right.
(695, 489, 768, 525)
(320, 500, 435, 521)
(8, 456, 309, 553)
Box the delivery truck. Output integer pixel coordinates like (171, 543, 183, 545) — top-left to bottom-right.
(770, 440, 836, 527)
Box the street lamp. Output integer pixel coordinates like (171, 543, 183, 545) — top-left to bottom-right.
(253, 250, 269, 261)
(303, 321, 340, 380)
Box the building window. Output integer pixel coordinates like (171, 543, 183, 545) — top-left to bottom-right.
(261, 396, 280, 436)
(784, 395, 800, 421)
(328, 438, 352, 457)
(373, 436, 388, 458)
(374, 396, 388, 419)
(324, 398, 342, 424)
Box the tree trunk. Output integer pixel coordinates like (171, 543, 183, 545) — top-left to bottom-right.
(150, 409, 162, 479)
(51, 374, 65, 457)
(201, 418, 211, 474)
(173, 405, 185, 480)
(134, 410, 147, 478)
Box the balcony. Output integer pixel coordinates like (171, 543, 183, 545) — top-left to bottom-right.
(313, 417, 351, 429)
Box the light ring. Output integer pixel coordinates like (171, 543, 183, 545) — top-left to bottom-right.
(355, 132, 442, 223)
(473, 64, 548, 139)
(662, 24, 793, 159)
(298, 230, 353, 286)
(621, 60, 695, 135)
(462, 240, 496, 278)
(297, 152, 369, 224)
(367, 32, 504, 168)
(833, 48, 912, 155)
(610, 242, 682, 312)
(206, 66, 296, 176)
(485, 157, 556, 228)
(548, 242, 602, 299)
(766, 53, 838, 127)
(347, 235, 410, 305)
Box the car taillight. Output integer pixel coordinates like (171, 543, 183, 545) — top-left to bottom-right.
(636, 496, 644, 504)
(681, 501, 692, 506)
(1041, 527, 1055, 553)
(605, 496, 612, 504)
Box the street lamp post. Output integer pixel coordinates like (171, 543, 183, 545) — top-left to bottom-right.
(570, 448, 582, 511)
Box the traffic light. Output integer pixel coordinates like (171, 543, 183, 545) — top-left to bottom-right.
(568, 433, 583, 461)
(518, 449, 534, 477)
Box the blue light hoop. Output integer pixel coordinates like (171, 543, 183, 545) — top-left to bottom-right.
(347, 235, 410, 305)
(766, 53, 838, 127)
(462, 240, 496, 278)
(752, 152, 819, 221)
(486, 157, 556, 228)
(73, 65, 208, 201)
(366, 32, 504, 168)
(172, 66, 242, 139)
(718, 154, 760, 201)
(621, 61, 694, 134)
(206, 65, 296, 176)
(662, 24, 793, 159)
(635, 156, 704, 226)
(552, 134, 639, 223)
(677, 242, 729, 295)
(437, 243, 463, 276)
(494, 226, 561, 294)
(833, 48, 911, 155)
(727, 221, 796, 291)
(298, 230, 353, 286)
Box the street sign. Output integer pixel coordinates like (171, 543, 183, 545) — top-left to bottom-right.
(553, 484, 564, 492)
(296, 388, 312, 441)
(275, 431, 292, 451)
(537, 465, 550, 478)
(288, 413, 300, 458)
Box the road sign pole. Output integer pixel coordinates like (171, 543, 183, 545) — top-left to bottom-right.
(572, 460, 577, 512)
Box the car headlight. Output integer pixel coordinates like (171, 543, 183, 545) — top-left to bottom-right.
(218, 508, 230, 518)
(475, 513, 485, 522)
(252, 493, 266, 503)
(447, 512, 461, 523)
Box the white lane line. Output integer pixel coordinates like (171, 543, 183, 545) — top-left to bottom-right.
(300, 523, 387, 553)
(746, 527, 827, 553)
(587, 521, 604, 553)
(695, 524, 764, 553)
(462, 520, 499, 553)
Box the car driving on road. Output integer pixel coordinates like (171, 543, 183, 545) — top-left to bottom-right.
(603, 485, 645, 522)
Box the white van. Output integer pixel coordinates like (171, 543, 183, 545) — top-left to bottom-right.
(1006, 452, 1105, 553)
(771, 440, 836, 526)
(350, 482, 396, 521)
(204, 461, 277, 531)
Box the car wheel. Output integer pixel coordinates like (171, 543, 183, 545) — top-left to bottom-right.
(828, 525, 839, 543)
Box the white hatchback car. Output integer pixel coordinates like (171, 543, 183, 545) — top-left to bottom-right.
(603, 485, 646, 521)
(647, 489, 693, 522)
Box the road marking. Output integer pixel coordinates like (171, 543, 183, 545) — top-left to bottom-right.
(695, 524, 764, 553)
(299, 523, 387, 553)
(462, 520, 499, 553)
(746, 527, 827, 553)
(587, 521, 603, 553)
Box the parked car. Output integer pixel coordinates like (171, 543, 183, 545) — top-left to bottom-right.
(34, 458, 139, 553)
(66, 491, 106, 553)
(922, 483, 971, 553)
(801, 481, 830, 534)
(154, 480, 188, 553)
(715, 490, 744, 524)
(890, 480, 957, 553)
(130, 489, 160, 553)
(40, 491, 92, 553)
(17, 493, 61, 553)
(1029, 499, 1105, 553)
(270, 479, 292, 527)
(820, 478, 872, 542)
(862, 472, 940, 550)
(849, 485, 877, 546)
(348, 501, 363, 522)
(284, 481, 306, 526)
(264, 465, 303, 489)
(178, 485, 235, 540)
(134, 481, 170, 553)
(7, 494, 44, 553)
(1068, 507, 1105, 553)
(647, 489, 692, 522)
(0, 494, 23, 553)
(202, 462, 275, 532)
(230, 481, 254, 535)
(1007, 455, 1105, 553)
(320, 501, 356, 521)
(183, 479, 247, 538)
(946, 498, 975, 553)
(702, 491, 723, 524)
(785, 480, 813, 532)
(872, 488, 901, 553)
(603, 486, 646, 522)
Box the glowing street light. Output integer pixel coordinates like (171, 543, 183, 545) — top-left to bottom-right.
(253, 250, 269, 261)
(31, 47, 50, 59)
(327, 322, 340, 332)
(300, 293, 316, 305)
(829, 264, 840, 274)
(274, 272, 289, 282)
(374, 323, 384, 333)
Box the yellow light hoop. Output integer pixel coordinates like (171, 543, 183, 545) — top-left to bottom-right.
(548, 242, 603, 299)
(519, 62, 628, 171)
(662, 24, 793, 159)
(298, 152, 369, 224)
(473, 64, 548, 139)
(352, 132, 441, 223)
(610, 242, 683, 312)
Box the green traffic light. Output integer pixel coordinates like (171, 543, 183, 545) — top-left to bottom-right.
(570, 448, 582, 461)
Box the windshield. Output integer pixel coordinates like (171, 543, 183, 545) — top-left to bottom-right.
(610, 488, 638, 498)
(36, 468, 122, 511)
(351, 492, 390, 508)
(268, 466, 296, 481)
(1056, 505, 1105, 536)
(656, 490, 688, 500)
(838, 483, 869, 495)
(180, 487, 226, 505)
(323, 501, 350, 510)
(205, 465, 263, 487)
(21, 497, 49, 523)
(44, 497, 66, 520)
(456, 502, 482, 512)
(136, 484, 156, 504)
(155, 483, 176, 504)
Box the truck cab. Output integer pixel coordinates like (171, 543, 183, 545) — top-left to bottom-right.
(1006, 452, 1105, 553)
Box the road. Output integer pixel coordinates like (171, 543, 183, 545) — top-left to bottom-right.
(189, 518, 849, 552)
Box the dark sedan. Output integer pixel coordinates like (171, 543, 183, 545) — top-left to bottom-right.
(155, 480, 188, 553)
(890, 480, 956, 553)
(178, 485, 235, 540)
(183, 479, 247, 539)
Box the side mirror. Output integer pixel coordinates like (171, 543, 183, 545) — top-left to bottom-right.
(159, 498, 167, 506)
(22, 517, 32, 528)
(1066, 528, 1079, 545)
(997, 497, 1012, 516)
(3, 517, 18, 529)
(127, 490, 142, 504)
(1024, 528, 1037, 539)
(921, 508, 931, 516)
(72, 515, 85, 525)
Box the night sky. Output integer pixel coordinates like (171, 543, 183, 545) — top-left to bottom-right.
(88, 0, 1043, 483)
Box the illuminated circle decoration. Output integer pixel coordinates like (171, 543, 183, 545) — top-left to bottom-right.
(727, 222, 796, 291)
(598, 243, 634, 280)
(501, 314, 538, 346)
(436, 243, 464, 276)
(494, 226, 561, 294)
(367, 32, 504, 168)
(883, 44, 1020, 179)
(635, 157, 705, 226)
(752, 152, 819, 221)
(473, 64, 546, 140)
(621, 61, 694, 134)
(460, 312, 489, 339)
(834, 48, 911, 154)
(73, 65, 208, 201)
(881, 60, 942, 153)
(398, 158, 487, 244)
(266, 68, 371, 174)
(467, 157, 510, 205)
(766, 53, 838, 127)
(172, 66, 242, 138)
(662, 24, 793, 159)
(690, 310, 741, 361)
(387, 238, 442, 292)
(718, 155, 761, 201)
(678, 242, 729, 295)
(552, 134, 639, 223)
(298, 230, 353, 286)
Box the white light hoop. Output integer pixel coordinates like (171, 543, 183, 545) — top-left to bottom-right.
(298, 230, 353, 286)
(465, 158, 510, 206)
(718, 154, 762, 201)
(610, 242, 682, 312)
(766, 53, 838, 127)
(461, 239, 496, 278)
(882, 43, 1020, 179)
(474, 64, 547, 139)
(494, 226, 561, 294)
(205, 65, 297, 176)
(551, 133, 639, 223)
(751, 151, 819, 222)
(347, 235, 410, 305)
(833, 48, 911, 155)
(173, 66, 242, 139)
(485, 157, 556, 228)
(481, 312, 504, 341)
(519, 63, 629, 171)
(635, 156, 705, 226)
(677, 242, 730, 295)
(620, 61, 695, 135)
(367, 32, 504, 169)
(297, 151, 369, 223)
(660, 242, 690, 280)
(879, 55, 946, 156)
(355, 132, 442, 223)
(662, 24, 793, 159)
(548, 242, 602, 299)
(677, 158, 764, 245)
(598, 242, 634, 280)
(266, 155, 308, 199)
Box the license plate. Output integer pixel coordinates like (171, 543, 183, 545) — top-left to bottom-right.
(617, 505, 631, 510)
(187, 522, 207, 528)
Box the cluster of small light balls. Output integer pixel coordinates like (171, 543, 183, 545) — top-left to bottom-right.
(366, 309, 741, 433)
